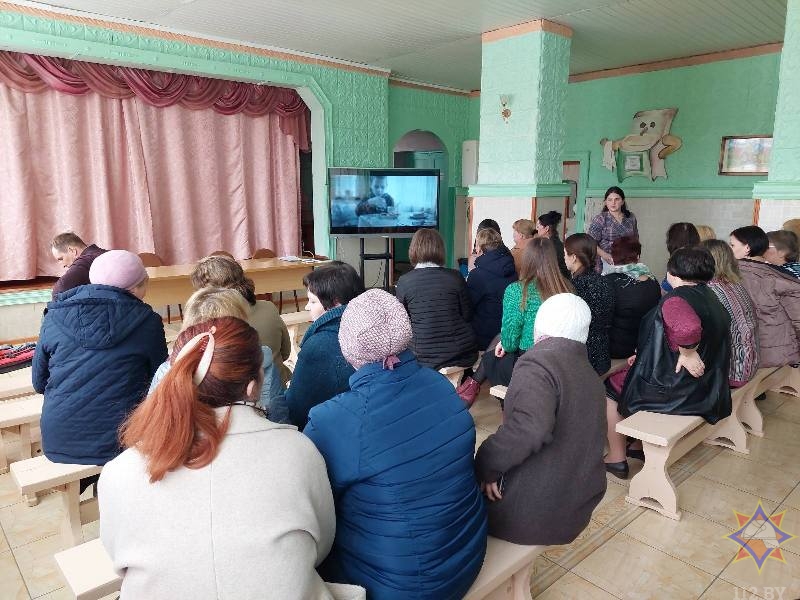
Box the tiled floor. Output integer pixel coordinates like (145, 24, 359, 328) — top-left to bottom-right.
(1, 387, 799, 599)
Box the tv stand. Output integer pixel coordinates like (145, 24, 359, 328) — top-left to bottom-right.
(359, 237, 392, 291)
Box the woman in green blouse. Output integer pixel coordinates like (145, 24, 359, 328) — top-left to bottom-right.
(474, 237, 573, 390)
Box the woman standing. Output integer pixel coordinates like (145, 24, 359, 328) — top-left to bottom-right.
(99, 317, 352, 599)
(587, 186, 638, 272)
(564, 234, 615, 375)
(395, 229, 477, 370)
(730, 226, 800, 368)
(701, 239, 759, 388)
(536, 210, 570, 277)
(509, 219, 536, 274)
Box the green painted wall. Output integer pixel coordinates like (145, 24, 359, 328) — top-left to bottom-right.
(388, 84, 474, 265)
(467, 96, 481, 140)
(565, 52, 781, 198)
(769, 0, 800, 183)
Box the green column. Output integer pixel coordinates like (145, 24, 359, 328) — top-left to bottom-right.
(754, 0, 800, 201)
(470, 20, 571, 198)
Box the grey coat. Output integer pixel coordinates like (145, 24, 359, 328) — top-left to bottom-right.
(475, 336, 607, 545)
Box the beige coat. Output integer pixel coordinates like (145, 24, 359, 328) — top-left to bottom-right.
(739, 259, 800, 368)
(248, 300, 292, 383)
(99, 407, 345, 600)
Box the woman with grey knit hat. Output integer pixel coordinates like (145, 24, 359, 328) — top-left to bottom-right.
(475, 293, 607, 546)
(304, 289, 487, 600)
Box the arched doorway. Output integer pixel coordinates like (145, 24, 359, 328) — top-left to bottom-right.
(392, 130, 449, 276)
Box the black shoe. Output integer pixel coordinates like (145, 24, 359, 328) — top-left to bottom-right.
(605, 460, 629, 479)
(626, 447, 645, 462)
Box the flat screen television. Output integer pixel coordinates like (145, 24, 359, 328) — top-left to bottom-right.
(328, 168, 439, 236)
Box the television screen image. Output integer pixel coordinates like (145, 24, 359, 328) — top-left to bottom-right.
(329, 168, 439, 236)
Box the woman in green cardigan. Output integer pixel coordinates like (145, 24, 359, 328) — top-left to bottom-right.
(463, 237, 573, 395)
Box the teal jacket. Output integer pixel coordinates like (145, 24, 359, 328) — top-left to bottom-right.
(500, 281, 542, 352)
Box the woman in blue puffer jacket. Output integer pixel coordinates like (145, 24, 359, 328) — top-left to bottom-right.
(304, 289, 487, 600)
(32, 250, 167, 469)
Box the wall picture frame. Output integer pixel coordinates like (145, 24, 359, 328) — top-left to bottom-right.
(719, 135, 772, 176)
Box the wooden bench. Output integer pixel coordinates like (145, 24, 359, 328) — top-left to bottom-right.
(56, 538, 367, 600)
(767, 364, 800, 398)
(616, 392, 750, 520)
(0, 366, 35, 401)
(737, 366, 786, 437)
(0, 394, 43, 475)
(10, 455, 102, 547)
(464, 536, 546, 600)
(280, 310, 311, 373)
(439, 366, 467, 388)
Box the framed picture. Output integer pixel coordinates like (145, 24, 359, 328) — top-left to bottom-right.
(719, 135, 772, 175)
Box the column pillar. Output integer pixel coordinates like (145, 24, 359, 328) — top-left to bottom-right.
(468, 19, 572, 245)
(753, 0, 800, 229)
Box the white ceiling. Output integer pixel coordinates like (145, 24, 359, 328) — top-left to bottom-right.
(17, 0, 788, 90)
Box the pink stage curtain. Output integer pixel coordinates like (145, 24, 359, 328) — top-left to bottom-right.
(0, 52, 308, 281)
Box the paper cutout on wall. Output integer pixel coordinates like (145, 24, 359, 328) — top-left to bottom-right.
(600, 108, 682, 182)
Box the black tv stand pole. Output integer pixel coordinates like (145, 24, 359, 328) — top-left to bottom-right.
(359, 237, 392, 290)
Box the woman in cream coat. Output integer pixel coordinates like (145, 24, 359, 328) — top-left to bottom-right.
(99, 317, 362, 600)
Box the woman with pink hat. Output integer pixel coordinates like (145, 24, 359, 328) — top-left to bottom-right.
(32, 250, 167, 485)
(304, 289, 487, 600)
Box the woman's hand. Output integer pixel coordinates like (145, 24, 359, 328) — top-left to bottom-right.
(468, 253, 478, 272)
(494, 342, 506, 358)
(676, 347, 705, 378)
(597, 247, 613, 263)
(481, 480, 503, 502)
(627, 354, 637, 367)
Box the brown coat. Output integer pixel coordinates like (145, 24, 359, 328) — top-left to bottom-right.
(247, 300, 292, 384)
(738, 259, 800, 368)
(474, 336, 607, 546)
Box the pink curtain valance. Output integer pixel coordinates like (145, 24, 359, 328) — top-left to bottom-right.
(0, 51, 310, 149)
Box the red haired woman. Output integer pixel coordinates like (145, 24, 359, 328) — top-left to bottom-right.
(98, 317, 360, 599)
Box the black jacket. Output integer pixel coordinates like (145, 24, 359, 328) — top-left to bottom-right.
(396, 267, 478, 370)
(619, 284, 732, 424)
(467, 247, 517, 348)
(605, 273, 661, 358)
(572, 271, 615, 375)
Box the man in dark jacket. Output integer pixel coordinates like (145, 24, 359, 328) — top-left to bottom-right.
(33, 250, 167, 467)
(50, 232, 107, 296)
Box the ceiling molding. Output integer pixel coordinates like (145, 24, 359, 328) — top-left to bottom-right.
(0, 1, 391, 78)
(481, 18, 572, 44)
(389, 77, 471, 97)
(569, 42, 783, 84)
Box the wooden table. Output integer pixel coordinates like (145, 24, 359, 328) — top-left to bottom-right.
(144, 258, 320, 308)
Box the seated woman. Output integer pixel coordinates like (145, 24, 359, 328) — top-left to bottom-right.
(304, 290, 487, 600)
(148, 287, 284, 413)
(702, 239, 759, 388)
(509, 218, 535, 273)
(730, 226, 800, 368)
(661, 222, 701, 293)
(461, 238, 572, 399)
(283, 261, 364, 428)
(564, 234, 615, 375)
(605, 247, 732, 479)
(395, 229, 477, 370)
(467, 227, 517, 349)
(603, 236, 661, 359)
(536, 210, 570, 277)
(475, 293, 607, 545)
(32, 250, 167, 473)
(766, 229, 800, 279)
(191, 255, 292, 384)
(99, 317, 350, 600)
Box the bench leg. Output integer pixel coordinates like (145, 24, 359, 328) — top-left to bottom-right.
(704, 414, 749, 454)
(18, 423, 33, 459)
(0, 427, 8, 475)
(510, 562, 534, 600)
(60, 481, 84, 547)
(738, 394, 764, 437)
(625, 442, 681, 520)
(773, 365, 800, 397)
